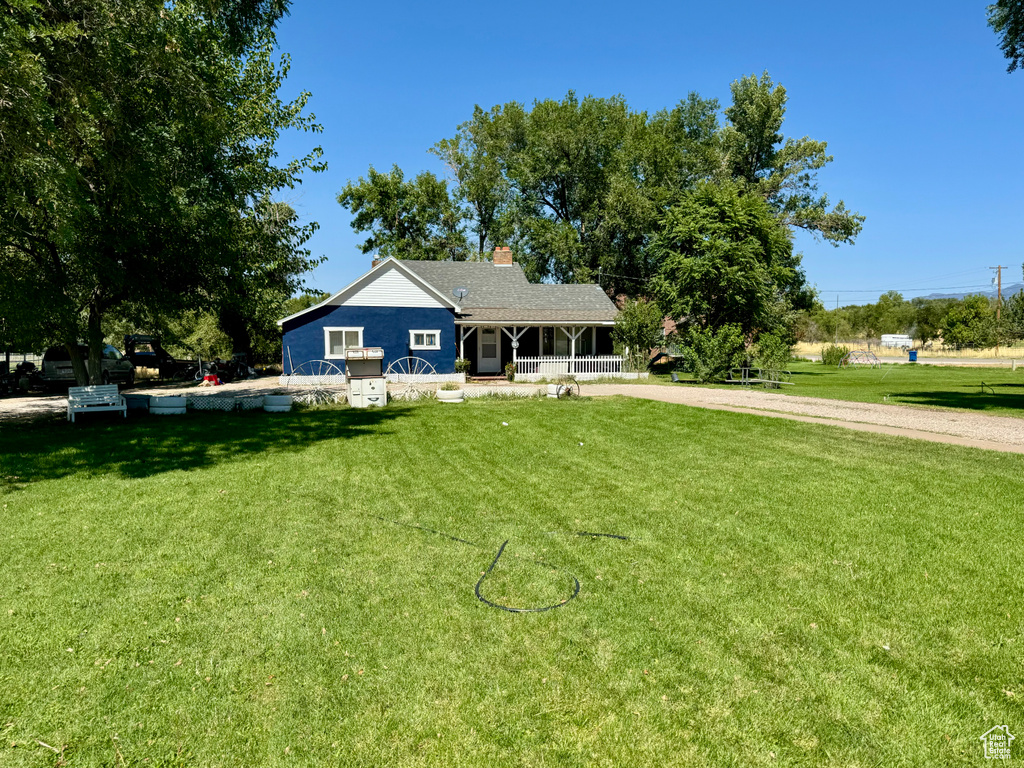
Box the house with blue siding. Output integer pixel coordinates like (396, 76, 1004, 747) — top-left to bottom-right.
(278, 248, 624, 380)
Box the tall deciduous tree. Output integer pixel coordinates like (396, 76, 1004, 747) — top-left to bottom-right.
(722, 72, 864, 245)
(650, 181, 811, 340)
(439, 93, 678, 291)
(0, 0, 322, 384)
(431, 108, 511, 258)
(214, 201, 323, 362)
(337, 165, 469, 261)
(339, 76, 861, 309)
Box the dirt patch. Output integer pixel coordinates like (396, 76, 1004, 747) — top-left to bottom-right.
(0, 378, 291, 425)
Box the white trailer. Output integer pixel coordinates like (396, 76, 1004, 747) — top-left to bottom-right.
(880, 334, 913, 349)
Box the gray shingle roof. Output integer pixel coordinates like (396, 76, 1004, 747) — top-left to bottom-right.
(402, 260, 618, 323)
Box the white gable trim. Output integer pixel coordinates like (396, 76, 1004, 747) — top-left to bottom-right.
(343, 266, 446, 308)
(277, 257, 460, 325)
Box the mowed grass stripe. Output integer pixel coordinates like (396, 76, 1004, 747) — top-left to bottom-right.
(1, 397, 1021, 766)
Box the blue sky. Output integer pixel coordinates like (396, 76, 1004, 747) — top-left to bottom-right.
(271, 1, 1023, 305)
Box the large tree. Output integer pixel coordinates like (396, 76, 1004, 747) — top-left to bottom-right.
(722, 73, 864, 245)
(337, 165, 469, 261)
(0, 0, 322, 384)
(989, 0, 1024, 72)
(431, 93, 682, 292)
(431, 109, 512, 258)
(214, 202, 323, 363)
(650, 180, 812, 341)
(941, 295, 997, 349)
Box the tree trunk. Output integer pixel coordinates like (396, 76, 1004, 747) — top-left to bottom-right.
(66, 341, 89, 386)
(86, 294, 104, 385)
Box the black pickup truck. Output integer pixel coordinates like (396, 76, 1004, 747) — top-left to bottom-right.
(123, 335, 192, 379)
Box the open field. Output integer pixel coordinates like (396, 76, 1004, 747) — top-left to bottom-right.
(663, 361, 1024, 418)
(792, 341, 1024, 360)
(2, 398, 1023, 766)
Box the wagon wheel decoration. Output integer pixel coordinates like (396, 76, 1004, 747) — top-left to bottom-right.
(556, 376, 580, 398)
(289, 360, 344, 379)
(286, 360, 345, 405)
(385, 356, 437, 401)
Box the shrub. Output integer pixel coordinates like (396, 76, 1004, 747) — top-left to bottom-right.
(754, 332, 792, 371)
(821, 344, 849, 366)
(504, 361, 516, 381)
(439, 382, 461, 391)
(679, 324, 745, 383)
(454, 358, 471, 373)
(612, 298, 664, 372)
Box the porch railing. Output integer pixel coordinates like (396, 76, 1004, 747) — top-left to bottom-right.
(514, 355, 624, 377)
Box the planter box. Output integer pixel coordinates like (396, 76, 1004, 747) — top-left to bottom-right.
(123, 394, 151, 411)
(436, 388, 464, 403)
(264, 395, 293, 413)
(149, 395, 186, 415)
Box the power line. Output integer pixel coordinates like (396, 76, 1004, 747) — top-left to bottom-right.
(817, 284, 994, 294)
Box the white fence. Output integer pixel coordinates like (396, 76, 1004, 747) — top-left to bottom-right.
(514, 355, 629, 381)
(278, 372, 465, 388)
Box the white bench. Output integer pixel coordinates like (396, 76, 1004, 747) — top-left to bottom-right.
(67, 384, 127, 423)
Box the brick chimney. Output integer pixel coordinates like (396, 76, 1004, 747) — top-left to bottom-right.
(492, 247, 513, 266)
(371, 255, 384, 268)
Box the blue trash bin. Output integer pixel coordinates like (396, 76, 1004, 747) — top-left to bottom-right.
(908, 350, 918, 362)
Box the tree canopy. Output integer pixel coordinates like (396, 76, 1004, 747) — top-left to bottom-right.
(337, 166, 467, 261)
(0, 0, 322, 381)
(989, 0, 1024, 72)
(339, 75, 863, 304)
(649, 181, 811, 340)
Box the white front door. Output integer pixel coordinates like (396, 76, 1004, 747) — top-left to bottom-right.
(478, 327, 500, 373)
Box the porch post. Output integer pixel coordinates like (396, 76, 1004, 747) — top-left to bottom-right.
(570, 327, 576, 375)
(501, 325, 532, 370)
(459, 326, 477, 362)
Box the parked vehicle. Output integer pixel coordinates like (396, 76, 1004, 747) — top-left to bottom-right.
(0, 361, 38, 396)
(41, 344, 135, 388)
(123, 335, 192, 379)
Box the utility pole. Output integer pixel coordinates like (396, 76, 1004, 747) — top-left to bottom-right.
(990, 265, 1007, 356)
(835, 294, 839, 345)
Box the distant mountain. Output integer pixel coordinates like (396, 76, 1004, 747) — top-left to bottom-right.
(920, 283, 1024, 301)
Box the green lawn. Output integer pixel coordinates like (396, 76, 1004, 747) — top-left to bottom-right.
(660, 360, 1024, 417)
(2, 398, 1023, 766)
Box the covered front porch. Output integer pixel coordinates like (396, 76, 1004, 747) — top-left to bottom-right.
(456, 323, 631, 380)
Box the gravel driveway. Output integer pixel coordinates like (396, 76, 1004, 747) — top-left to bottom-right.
(585, 384, 1024, 453)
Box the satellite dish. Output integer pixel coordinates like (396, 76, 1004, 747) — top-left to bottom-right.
(453, 286, 468, 301)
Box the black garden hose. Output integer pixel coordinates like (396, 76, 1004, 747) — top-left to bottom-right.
(474, 539, 582, 613)
(375, 517, 627, 613)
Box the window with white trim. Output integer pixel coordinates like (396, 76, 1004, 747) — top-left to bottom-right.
(324, 327, 363, 359)
(409, 330, 441, 350)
